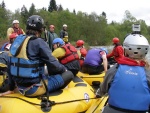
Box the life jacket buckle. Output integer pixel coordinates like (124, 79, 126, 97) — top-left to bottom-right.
(18, 89, 26, 95)
(13, 63, 16, 66)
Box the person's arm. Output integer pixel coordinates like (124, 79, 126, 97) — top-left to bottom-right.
(28, 38, 67, 75)
(107, 49, 114, 58)
(96, 64, 118, 97)
(0, 90, 14, 96)
(60, 30, 64, 38)
(100, 51, 108, 72)
(145, 68, 150, 88)
(52, 48, 66, 58)
(80, 48, 87, 57)
(7, 28, 14, 40)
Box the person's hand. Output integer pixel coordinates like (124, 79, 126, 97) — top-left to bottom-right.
(0, 93, 3, 96)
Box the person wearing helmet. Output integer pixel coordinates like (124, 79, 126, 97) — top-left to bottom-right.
(47, 24, 58, 51)
(60, 24, 68, 44)
(7, 20, 25, 41)
(107, 37, 124, 63)
(82, 47, 108, 74)
(52, 38, 80, 76)
(0, 15, 74, 97)
(76, 40, 87, 67)
(96, 33, 150, 113)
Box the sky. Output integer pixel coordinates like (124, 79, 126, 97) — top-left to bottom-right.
(3, 0, 150, 25)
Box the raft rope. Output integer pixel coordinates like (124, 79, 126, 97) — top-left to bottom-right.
(92, 94, 108, 113)
(0, 95, 101, 106)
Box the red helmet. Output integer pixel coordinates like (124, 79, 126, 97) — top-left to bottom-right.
(49, 25, 55, 28)
(113, 37, 119, 44)
(9, 33, 18, 39)
(76, 40, 84, 47)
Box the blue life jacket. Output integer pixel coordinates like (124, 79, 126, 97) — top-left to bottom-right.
(9, 34, 44, 78)
(108, 64, 150, 111)
(0, 42, 9, 51)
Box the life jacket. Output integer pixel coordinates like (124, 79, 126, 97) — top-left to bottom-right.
(63, 31, 68, 38)
(108, 64, 150, 111)
(76, 47, 87, 67)
(0, 51, 9, 65)
(13, 27, 23, 35)
(113, 45, 124, 57)
(9, 34, 44, 78)
(59, 44, 79, 64)
(0, 42, 9, 51)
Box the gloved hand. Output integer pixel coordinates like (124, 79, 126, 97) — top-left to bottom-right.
(95, 88, 101, 98)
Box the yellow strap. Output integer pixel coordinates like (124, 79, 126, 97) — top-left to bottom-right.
(0, 63, 7, 67)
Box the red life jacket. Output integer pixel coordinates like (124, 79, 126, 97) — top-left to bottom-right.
(59, 44, 79, 64)
(80, 48, 87, 57)
(77, 48, 87, 67)
(13, 27, 23, 35)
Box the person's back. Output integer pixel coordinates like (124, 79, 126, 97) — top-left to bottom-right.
(82, 48, 108, 74)
(52, 38, 80, 76)
(0, 15, 73, 97)
(97, 33, 150, 113)
(84, 48, 102, 66)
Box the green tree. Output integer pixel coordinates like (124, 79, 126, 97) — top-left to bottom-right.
(28, 3, 36, 16)
(48, 0, 57, 12)
(73, 9, 76, 15)
(57, 4, 63, 12)
(1, 0, 5, 9)
(102, 11, 106, 18)
(21, 5, 29, 23)
(0, 7, 9, 38)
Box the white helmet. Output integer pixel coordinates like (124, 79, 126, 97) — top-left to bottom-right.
(12, 20, 19, 24)
(123, 34, 149, 59)
(63, 24, 67, 27)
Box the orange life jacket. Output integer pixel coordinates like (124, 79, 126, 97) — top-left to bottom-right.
(59, 44, 79, 64)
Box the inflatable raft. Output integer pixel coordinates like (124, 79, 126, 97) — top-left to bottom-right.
(86, 95, 108, 113)
(0, 76, 97, 113)
(77, 71, 105, 86)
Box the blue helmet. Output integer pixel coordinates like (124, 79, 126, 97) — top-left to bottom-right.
(101, 47, 108, 54)
(52, 38, 64, 45)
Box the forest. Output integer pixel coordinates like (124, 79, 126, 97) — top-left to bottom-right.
(0, 0, 150, 46)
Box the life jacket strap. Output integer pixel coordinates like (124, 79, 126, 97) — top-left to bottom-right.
(10, 63, 43, 68)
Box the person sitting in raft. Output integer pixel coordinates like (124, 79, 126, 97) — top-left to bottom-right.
(75, 40, 87, 68)
(96, 33, 150, 113)
(107, 37, 124, 63)
(52, 38, 80, 76)
(0, 15, 74, 97)
(81, 48, 108, 74)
